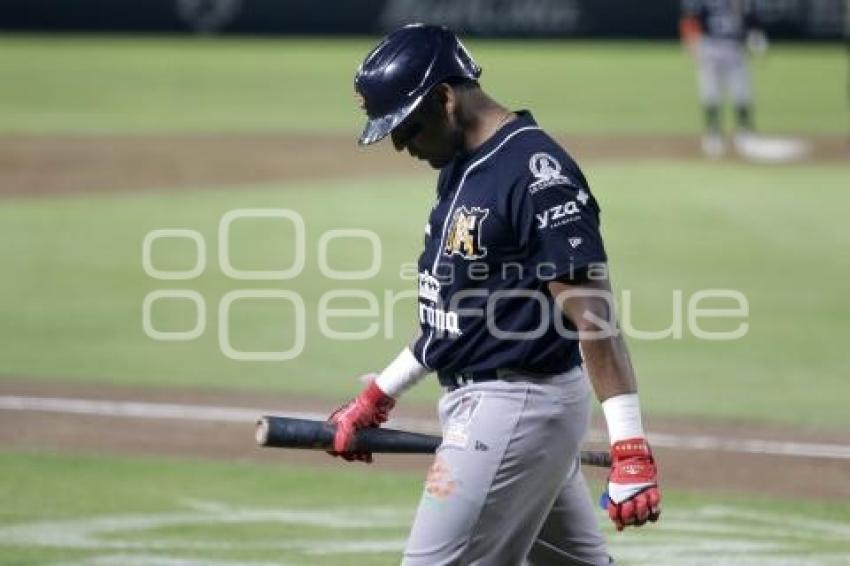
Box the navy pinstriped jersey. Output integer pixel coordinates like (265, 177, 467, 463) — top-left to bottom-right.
(682, 0, 760, 41)
(411, 112, 607, 384)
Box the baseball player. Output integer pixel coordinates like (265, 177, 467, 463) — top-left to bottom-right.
(680, 0, 767, 157)
(327, 24, 661, 565)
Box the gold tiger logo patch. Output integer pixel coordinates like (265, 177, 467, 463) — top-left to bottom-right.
(444, 206, 489, 260)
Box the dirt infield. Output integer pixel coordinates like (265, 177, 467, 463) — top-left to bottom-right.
(1, 133, 847, 197)
(2, 378, 848, 502)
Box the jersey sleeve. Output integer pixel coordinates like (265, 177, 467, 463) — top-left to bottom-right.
(510, 167, 607, 281)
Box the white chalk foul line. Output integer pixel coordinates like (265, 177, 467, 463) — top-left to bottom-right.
(3, 502, 849, 566)
(1, 395, 849, 461)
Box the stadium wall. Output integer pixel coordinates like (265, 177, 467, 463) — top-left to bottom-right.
(1, 0, 846, 39)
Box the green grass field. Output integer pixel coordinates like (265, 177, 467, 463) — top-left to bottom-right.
(0, 452, 848, 565)
(2, 163, 848, 426)
(1, 35, 848, 565)
(0, 36, 846, 134)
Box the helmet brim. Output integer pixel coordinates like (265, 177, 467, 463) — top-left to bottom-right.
(358, 94, 424, 146)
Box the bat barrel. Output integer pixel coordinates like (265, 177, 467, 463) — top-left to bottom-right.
(255, 417, 270, 445)
(256, 416, 440, 454)
(256, 416, 335, 449)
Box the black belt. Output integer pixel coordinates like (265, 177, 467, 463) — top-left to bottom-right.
(438, 369, 502, 390)
(438, 367, 570, 391)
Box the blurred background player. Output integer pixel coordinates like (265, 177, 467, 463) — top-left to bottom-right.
(680, 0, 768, 158)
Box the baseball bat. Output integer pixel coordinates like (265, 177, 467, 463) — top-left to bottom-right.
(256, 416, 611, 467)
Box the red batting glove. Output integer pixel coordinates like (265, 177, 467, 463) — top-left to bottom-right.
(327, 378, 395, 464)
(606, 438, 662, 531)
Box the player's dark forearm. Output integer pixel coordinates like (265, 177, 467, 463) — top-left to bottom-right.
(548, 277, 637, 400)
(579, 333, 637, 403)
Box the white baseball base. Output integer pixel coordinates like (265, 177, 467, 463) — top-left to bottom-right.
(733, 133, 812, 164)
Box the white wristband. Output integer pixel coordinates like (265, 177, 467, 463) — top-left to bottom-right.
(374, 347, 429, 398)
(601, 393, 645, 444)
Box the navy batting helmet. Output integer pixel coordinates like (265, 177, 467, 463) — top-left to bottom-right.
(355, 24, 482, 146)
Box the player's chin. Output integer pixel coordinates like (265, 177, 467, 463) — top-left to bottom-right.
(426, 156, 451, 169)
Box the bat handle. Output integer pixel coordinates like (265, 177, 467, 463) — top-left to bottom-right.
(581, 450, 611, 468)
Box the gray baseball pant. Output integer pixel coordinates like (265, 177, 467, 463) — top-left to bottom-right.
(402, 367, 611, 566)
(696, 37, 752, 107)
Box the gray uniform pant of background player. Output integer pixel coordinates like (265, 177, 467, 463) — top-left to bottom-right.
(696, 37, 752, 108)
(402, 367, 611, 566)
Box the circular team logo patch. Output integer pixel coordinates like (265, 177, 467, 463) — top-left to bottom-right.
(528, 152, 570, 193)
(529, 152, 562, 178)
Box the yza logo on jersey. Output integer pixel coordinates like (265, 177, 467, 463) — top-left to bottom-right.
(536, 200, 580, 229)
(528, 152, 571, 194)
(444, 206, 489, 260)
(536, 189, 590, 230)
